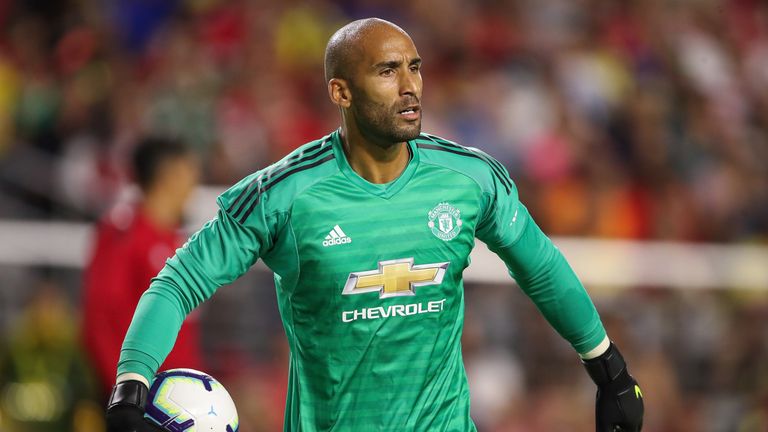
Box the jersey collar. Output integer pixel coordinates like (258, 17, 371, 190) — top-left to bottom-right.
(331, 129, 420, 199)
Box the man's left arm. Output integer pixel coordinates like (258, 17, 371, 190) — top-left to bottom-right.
(490, 204, 606, 354)
(476, 177, 644, 431)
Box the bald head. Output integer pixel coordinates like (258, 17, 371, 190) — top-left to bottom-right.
(324, 18, 412, 83)
(325, 18, 423, 146)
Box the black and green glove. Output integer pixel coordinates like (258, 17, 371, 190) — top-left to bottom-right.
(582, 342, 644, 432)
(106, 380, 164, 432)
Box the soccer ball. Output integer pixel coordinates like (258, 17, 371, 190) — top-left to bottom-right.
(144, 368, 239, 432)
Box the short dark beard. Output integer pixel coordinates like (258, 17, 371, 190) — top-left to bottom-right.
(350, 86, 421, 149)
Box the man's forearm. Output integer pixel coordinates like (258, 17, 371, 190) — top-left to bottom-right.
(117, 287, 186, 385)
(516, 245, 607, 353)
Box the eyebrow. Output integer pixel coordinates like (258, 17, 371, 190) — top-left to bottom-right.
(373, 57, 422, 69)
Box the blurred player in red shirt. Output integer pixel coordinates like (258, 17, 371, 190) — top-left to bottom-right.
(82, 137, 204, 398)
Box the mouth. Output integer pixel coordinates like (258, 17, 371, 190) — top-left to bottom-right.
(397, 105, 421, 121)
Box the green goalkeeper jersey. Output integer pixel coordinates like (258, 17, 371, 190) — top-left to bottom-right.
(119, 130, 606, 431)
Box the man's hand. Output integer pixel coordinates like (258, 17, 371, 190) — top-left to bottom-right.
(582, 342, 644, 432)
(106, 380, 164, 432)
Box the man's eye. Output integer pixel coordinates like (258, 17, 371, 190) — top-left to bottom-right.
(410, 65, 420, 72)
(380, 69, 394, 77)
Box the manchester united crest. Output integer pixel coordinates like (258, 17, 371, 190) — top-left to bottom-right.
(428, 202, 462, 241)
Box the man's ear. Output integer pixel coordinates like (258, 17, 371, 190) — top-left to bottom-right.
(328, 78, 352, 109)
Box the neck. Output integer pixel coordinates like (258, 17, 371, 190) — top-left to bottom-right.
(340, 126, 411, 184)
(141, 189, 182, 231)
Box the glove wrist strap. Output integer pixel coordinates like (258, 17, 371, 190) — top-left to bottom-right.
(581, 341, 627, 386)
(108, 380, 148, 411)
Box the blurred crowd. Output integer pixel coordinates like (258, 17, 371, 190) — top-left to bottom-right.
(0, 0, 767, 242)
(1, 0, 768, 431)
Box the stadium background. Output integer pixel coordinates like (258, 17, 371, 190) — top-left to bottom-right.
(1, 0, 767, 430)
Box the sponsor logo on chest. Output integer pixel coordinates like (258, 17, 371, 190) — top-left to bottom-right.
(340, 258, 449, 323)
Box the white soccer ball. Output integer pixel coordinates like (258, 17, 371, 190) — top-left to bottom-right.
(144, 368, 239, 432)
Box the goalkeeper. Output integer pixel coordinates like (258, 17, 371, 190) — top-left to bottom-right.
(106, 18, 644, 431)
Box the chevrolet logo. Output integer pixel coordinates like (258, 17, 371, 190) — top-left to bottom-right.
(342, 258, 449, 298)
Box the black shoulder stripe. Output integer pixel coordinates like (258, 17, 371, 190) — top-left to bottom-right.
(238, 153, 336, 224)
(417, 142, 511, 195)
(229, 145, 333, 218)
(424, 134, 508, 175)
(421, 134, 514, 192)
(227, 139, 332, 214)
(253, 145, 332, 199)
(231, 145, 333, 220)
(227, 179, 257, 214)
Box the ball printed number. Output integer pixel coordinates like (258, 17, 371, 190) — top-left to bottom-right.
(145, 369, 239, 432)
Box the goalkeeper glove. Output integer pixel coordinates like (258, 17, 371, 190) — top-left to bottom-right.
(106, 380, 164, 432)
(582, 342, 644, 432)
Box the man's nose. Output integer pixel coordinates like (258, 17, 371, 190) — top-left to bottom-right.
(400, 69, 420, 96)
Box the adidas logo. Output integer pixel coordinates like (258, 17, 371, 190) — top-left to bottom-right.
(323, 225, 352, 247)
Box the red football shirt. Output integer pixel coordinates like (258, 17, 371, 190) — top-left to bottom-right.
(82, 203, 204, 395)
